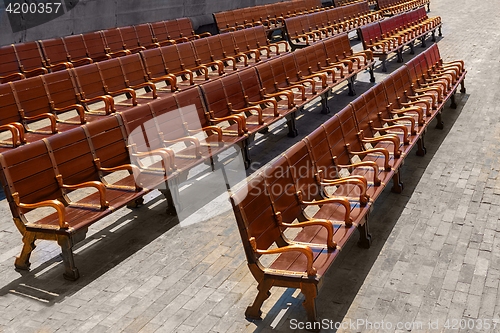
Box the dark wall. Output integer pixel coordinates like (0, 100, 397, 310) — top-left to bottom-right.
(0, 0, 327, 45)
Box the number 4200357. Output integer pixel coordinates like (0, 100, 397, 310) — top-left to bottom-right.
(5, 2, 62, 14)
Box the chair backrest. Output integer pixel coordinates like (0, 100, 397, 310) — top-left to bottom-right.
(118, 26, 143, 52)
(72, 63, 110, 103)
(45, 126, 99, 184)
(118, 53, 150, 87)
(134, 23, 157, 49)
(41, 69, 81, 112)
(13, 41, 46, 74)
(10, 76, 51, 120)
(149, 21, 173, 45)
(359, 22, 382, 48)
(191, 37, 214, 64)
(119, 104, 165, 153)
(0, 140, 60, 217)
(140, 48, 168, 80)
(236, 67, 263, 104)
(84, 115, 130, 169)
(174, 87, 211, 129)
(38, 38, 70, 69)
(82, 31, 109, 61)
(221, 73, 247, 110)
(0, 45, 22, 83)
(176, 18, 195, 39)
(101, 28, 125, 54)
(96, 58, 128, 94)
(230, 171, 281, 265)
(200, 79, 231, 119)
(63, 34, 91, 63)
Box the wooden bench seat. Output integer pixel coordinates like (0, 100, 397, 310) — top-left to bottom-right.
(0, 119, 149, 280)
(359, 8, 442, 71)
(62, 35, 94, 68)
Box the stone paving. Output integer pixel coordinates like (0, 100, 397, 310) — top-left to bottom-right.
(0, 0, 496, 332)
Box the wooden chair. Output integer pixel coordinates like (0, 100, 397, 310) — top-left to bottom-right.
(117, 26, 148, 53)
(63, 35, 93, 67)
(0, 45, 25, 83)
(38, 38, 73, 71)
(101, 28, 133, 58)
(82, 31, 112, 62)
(117, 54, 158, 100)
(13, 41, 49, 78)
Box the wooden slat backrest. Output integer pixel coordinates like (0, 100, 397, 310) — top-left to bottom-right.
(118, 53, 150, 87)
(173, 87, 211, 129)
(150, 21, 172, 45)
(96, 58, 128, 95)
(232, 29, 249, 54)
(336, 105, 364, 154)
(72, 63, 107, 100)
(221, 73, 247, 110)
(199, 79, 231, 119)
(174, 42, 198, 69)
(119, 104, 165, 153)
(13, 41, 47, 75)
(0, 83, 22, 126)
(158, 44, 184, 76)
(133, 23, 157, 49)
(0, 140, 60, 212)
(118, 26, 145, 52)
(38, 38, 71, 69)
(82, 31, 110, 62)
(191, 37, 214, 65)
(148, 95, 188, 142)
(230, 171, 281, 261)
(218, 33, 238, 57)
(284, 140, 322, 202)
(304, 124, 343, 181)
(293, 47, 316, 77)
(10, 76, 51, 120)
(140, 47, 169, 81)
(359, 22, 382, 48)
(202, 35, 225, 62)
(236, 67, 263, 105)
(0, 45, 22, 83)
(176, 18, 195, 39)
(255, 60, 278, 95)
(263, 155, 304, 225)
(46, 127, 99, 184)
(41, 69, 81, 112)
(63, 34, 91, 63)
(350, 90, 381, 137)
(164, 19, 181, 41)
(101, 28, 125, 54)
(321, 114, 355, 166)
(84, 115, 130, 169)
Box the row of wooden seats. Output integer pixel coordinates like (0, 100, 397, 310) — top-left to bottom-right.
(334, 0, 376, 7)
(213, 0, 324, 34)
(0, 37, 465, 282)
(230, 42, 466, 323)
(377, 0, 430, 13)
(0, 17, 210, 84)
(359, 7, 441, 71)
(0, 31, 364, 153)
(284, 1, 382, 49)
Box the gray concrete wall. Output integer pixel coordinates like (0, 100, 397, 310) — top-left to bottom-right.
(0, 0, 327, 46)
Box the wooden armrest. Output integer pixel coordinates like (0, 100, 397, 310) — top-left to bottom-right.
(0, 72, 25, 82)
(320, 175, 369, 206)
(188, 125, 223, 144)
(400, 99, 432, 116)
(349, 146, 391, 171)
(298, 191, 352, 226)
(336, 161, 381, 186)
(149, 73, 177, 91)
(373, 124, 410, 144)
(210, 113, 248, 136)
(278, 83, 306, 100)
(0, 123, 22, 147)
(362, 135, 401, 158)
(249, 237, 317, 276)
(93, 157, 142, 191)
(12, 192, 69, 229)
(127, 81, 158, 99)
(70, 57, 93, 66)
(231, 104, 264, 124)
(246, 97, 279, 117)
(56, 174, 109, 209)
(79, 94, 115, 114)
(106, 87, 137, 106)
(131, 147, 175, 172)
(262, 88, 295, 108)
(275, 212, 336, 249)
(390, 105, 424, 125)
(22, 67, 48, 76)
(51, 101, 86, 124)
(164, 136, 202, 158)
(21, 112, 58, 134)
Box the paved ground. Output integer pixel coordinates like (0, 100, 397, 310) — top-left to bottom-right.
(0, 0, 496, 332)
